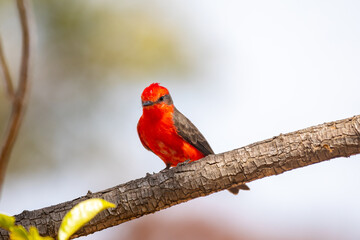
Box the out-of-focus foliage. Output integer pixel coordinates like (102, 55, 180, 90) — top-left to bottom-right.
(34, 0, 190, 78)
(0, 199, 115, 240)
(0, 0, 193, 175)
(58, 198, 115, 240)
(0, 213, 15, 231)
(0, 213, 52, 240)
(10, 226, 53, 240)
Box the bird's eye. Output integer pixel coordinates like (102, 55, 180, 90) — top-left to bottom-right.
(158, 96, 165, 102)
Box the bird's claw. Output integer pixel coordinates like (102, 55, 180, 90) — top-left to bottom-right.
(179, 159, 191, 166)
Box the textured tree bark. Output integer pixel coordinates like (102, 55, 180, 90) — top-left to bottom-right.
(1, 115, 360, 239)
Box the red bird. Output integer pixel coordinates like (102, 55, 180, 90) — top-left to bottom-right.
(137, 83, 249, 194)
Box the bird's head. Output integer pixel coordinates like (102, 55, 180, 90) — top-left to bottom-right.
(141, 83, 173, 110)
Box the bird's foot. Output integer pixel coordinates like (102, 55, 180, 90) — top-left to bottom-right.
(161, 163, 172, 171)
(178, 159, 191, 166)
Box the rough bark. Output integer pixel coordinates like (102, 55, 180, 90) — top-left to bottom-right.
(1, 115, 360, 239)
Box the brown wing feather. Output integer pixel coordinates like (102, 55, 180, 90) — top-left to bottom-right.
(172, 107, 250, 194)
(172, 107, 214, 156)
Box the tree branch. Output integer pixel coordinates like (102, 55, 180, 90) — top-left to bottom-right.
(0, 0, 30, 192)
(1, 114, 359, 239)
(0, 37, 14, 99)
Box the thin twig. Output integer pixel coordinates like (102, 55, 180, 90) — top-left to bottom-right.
(15, 0, 30, 102)
(0, 36, 15, 99)
(0, 0, 30, 192)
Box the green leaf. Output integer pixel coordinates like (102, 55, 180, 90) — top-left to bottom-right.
(9, 226, 54, 240)
(0, 213, 15, 231)
(28, 227, 53, 240)
(9, 225, 53, 240)
(58, 198, 115, 240)
(9, 225, 29, 240)
(1, 213, 53, 240)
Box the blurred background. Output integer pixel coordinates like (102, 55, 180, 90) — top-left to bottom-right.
(1, 0, 360, 239)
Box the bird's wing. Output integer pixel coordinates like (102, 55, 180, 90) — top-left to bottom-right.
(172, 107, 214, 156)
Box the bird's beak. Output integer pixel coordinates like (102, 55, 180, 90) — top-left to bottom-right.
(142, 101, 154, 107)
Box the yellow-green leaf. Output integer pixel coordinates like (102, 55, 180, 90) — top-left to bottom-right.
(9, 225, 29, 240)
(58, 198, 115, 240)
(0, 213, 15, 231)
(1, 214, 53, 240)
(28, 227, 53, 240)
(9, 225, 53, 240)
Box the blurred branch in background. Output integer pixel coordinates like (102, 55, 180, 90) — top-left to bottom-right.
(0, 0, 30, 192)
(0, 36, 14, 100)
(1, 0, 194, 177)
(1, 114, 359, 239)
